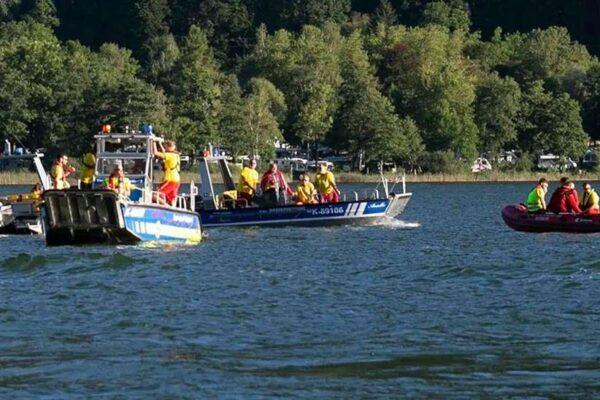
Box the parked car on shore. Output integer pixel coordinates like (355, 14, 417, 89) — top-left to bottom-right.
(537, 154, 577, 171)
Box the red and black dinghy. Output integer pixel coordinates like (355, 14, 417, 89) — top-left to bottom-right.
(502, 204, 600, 233)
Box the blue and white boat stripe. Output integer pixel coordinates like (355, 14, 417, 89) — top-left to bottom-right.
(345, 202, 368, 216)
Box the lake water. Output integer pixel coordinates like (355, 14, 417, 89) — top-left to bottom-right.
(0, 183, 599, 398)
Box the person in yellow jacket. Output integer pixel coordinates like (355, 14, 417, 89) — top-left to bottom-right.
(50, 154, 75, 190)
(153, 139, 180, 205)
(294, 174, 318, 205)
(103, 164, 134, 197)
(580, 182, 600, 215)
(525, 178, 548, 213)
(80, 148, 96, 189)
(237, 158, 258, 204)
(315, 162, 340, 203)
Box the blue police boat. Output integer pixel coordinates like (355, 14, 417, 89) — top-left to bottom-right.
(41, 129, 201, 245)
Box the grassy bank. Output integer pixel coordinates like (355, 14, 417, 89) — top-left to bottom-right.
(335, 171, 600, 183)
(3, 169, 600, 186)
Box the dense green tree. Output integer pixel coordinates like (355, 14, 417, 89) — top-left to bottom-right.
(519, 81, 588, 158)
(131, 0, 170, 59)
(143, 33, 180, 85)
(169, 0, 254, 67)
(380, 25, 479, 158)
(372, 0, 398, 28)
(265, 0, 351, 31)
(507, 27, 595, 84)
(167, 25, 223, 152)
(0, 21, 166, 154)
(0, 0, 20, 22)
(475, 73, 521, 155)
(23, 0, 59, 27)
(331, 32, 422, 165)
(584, 64, 600, 140)
(421, 0, 471, 32)
(220, 76, 286, 159)
(252, 24, 342, 148)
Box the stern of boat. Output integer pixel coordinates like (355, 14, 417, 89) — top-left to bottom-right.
(42, 190, 139, 246)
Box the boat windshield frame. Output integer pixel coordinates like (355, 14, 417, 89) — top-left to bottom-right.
(93, 133, 159, 193)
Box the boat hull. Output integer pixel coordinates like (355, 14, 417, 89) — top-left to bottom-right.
(200, 193, 411, 228)
(502, 204, 600, 233)
(123, 204, 201, 244)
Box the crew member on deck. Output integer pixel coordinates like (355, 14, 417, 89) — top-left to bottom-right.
(104, 163, 133, 197)
(80, 146, 96, 189)
(525, 178, 548, 213)
(580, 182, 600, 215)
(294, 174, 318, 205)
(153, 139, 180, 206)
(50, 154, 75, 190)
(237, 158, 258, 204)
(315, 162, 340, 203)
(260, 161, 293, 206)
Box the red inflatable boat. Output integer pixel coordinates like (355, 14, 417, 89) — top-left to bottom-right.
(502, 204, 600, 233)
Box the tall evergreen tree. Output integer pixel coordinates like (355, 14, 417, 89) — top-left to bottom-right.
(167, 25, 223, 152)
(331, 32, 422, 165)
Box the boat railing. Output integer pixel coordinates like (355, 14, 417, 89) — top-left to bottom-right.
(340, 192, 359, 202)
(133, 181, 197, 212)
(339, 189, 381, 201)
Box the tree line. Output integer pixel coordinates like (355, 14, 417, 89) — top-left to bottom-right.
(1, 0, 600, 172)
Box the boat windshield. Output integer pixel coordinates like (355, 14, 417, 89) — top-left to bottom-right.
(98, 158, 147, 176)
(104, 139, 148, 154)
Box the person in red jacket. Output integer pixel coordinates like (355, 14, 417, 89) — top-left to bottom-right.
(260, 161, 293, 206)
(547, 177, 582, 213)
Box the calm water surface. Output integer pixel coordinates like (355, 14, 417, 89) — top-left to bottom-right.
(0, 183, 599, 398)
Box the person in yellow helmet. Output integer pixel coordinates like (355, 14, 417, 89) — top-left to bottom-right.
(315, 162, 340, 203)
(525, 178, 548, 213)
(237, 158, 258, 205)
(580, 182, 600, 215)
(50, 154, 75, 190)
(80, 147, 96, 189)
(153, 139, 180, 205)
(294, 174, 318, 205)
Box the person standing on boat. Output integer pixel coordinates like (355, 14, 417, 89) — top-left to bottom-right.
(315, 162, 340, 203)
(547, 177, 581, 213)
(80, 146, 96, 189)
(153, 139, 180, 206)
(294, 174, 318, 205)
(237, 158, 258, 204)
(260, 161, 293, 206)
(525, 178, 548, 213)
(580, 182, 600, 215)
(50, 154, 75, 190)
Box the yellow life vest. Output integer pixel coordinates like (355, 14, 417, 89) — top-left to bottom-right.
(51, 163, 68, 189)
(237, 167, 258, 194)
(80, 153, 96, 185)
(315, 171, 336, 195)
(295, 182, 317, 204)
(163, 152, 180, 183)
(581, 189, 600, 210)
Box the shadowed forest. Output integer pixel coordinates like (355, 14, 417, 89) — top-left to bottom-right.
(2, 0, 600, 172)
